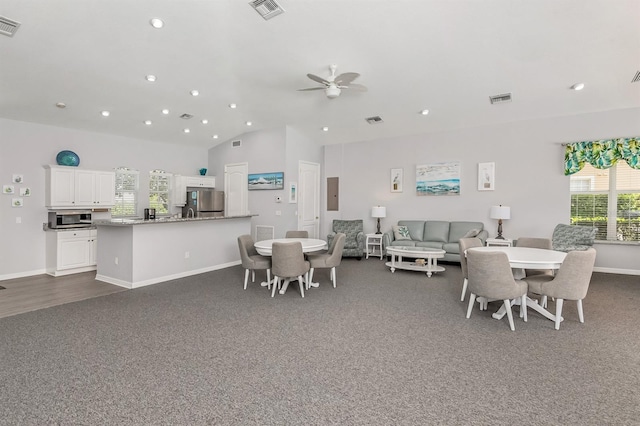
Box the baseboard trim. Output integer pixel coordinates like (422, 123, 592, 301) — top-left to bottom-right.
(0, 268, 47, 282)
(96, 260, 241, 289)
(593, 266, 640, 276)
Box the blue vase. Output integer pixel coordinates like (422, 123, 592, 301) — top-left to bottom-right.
(56, 150, 80, 166)
(199, 168, 207, 176)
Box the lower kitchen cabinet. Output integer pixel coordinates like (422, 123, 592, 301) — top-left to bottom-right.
(46, 229, 98, 276)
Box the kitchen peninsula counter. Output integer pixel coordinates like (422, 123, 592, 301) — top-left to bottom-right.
(94, 215, 253, 288)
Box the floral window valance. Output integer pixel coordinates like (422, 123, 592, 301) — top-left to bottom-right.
(564, 136, 640, 175)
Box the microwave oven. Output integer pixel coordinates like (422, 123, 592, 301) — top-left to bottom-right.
(48, 211, 92, 229)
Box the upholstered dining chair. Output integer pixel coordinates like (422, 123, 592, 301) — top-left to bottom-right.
(458, 237, 483, 302)
(516, 237, 553, 277)
(285, 230, 309, 238)
(466, 249, 529, 331)
(271, 241, 310, 298)
(306, 233, 346, 289)
(237, 234, 271, 290)
(523, 248, 596, 330)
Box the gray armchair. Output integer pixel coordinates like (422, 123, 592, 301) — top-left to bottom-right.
(327, 219, 364, 259)
(552, 224, 597, 252)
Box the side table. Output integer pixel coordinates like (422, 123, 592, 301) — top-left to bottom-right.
(486, 238, 513, 247)
(366, 233, 384, 260)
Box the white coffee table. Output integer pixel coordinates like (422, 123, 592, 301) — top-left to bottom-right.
(385, 246, 446, 277)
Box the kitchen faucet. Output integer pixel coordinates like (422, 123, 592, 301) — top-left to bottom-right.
(187, 208, 195, 218)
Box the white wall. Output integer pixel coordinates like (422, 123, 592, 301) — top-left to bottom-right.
(0, 118, 208, 279)
(324, 107, 640, 274)
(207, 126, 322, 239)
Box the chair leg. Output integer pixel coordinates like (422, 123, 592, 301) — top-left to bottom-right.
(541, 295, 548, 308)
(297, 276, 305, 298)
(460, 278, 468, 302)
(271, 276, 279, 297)
(307, 268, 315, 290)
(244, 269, 250, 290)
(331, 267, 336, 288)
(555, 299, 564, 330)
(466, 293, 476, 319)
(251, 270, 256, 282)
(504, 299, 515, 331)
(577, 299, 584, 323)
(521, 294, 528, 322)
(266, 269, 271, 290)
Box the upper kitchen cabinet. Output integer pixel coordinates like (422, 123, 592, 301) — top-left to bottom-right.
(172, 175, 216, 206)
(45, 165, 115, 208)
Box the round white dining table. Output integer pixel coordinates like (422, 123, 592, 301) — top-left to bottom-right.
(254, 238, 327, 256)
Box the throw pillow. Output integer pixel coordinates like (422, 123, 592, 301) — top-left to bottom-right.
(462, 228, 481, 238)
(393, 225, 412, 241)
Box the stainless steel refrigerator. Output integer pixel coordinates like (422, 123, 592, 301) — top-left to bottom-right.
(183, 190, 224, 218)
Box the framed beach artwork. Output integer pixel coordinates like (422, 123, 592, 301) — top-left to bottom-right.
(248, 172, 284, 190)
(478, 162, 495, 191)
(289, 182, 297, 203)
(391, 168, 403, 192)
(416, 162, 461, 196)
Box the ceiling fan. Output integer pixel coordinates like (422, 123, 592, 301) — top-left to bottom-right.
(298, 64, 367, 99)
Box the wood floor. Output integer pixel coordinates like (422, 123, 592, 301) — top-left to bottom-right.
(0, 272, 126, 319)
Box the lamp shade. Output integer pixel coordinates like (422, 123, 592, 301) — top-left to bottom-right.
(490, 205, 511, 220)
(371, 206, 386, 218)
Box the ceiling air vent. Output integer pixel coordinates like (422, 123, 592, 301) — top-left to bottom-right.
(249, 0, 285, 20)
(365, 116, 383, 124)
(489, 93, 512, 104)
(632, 71, 640, 83)
(179, 113, 193, 120)
(232, 140, 242, 147)
(0, 16, 21, 37)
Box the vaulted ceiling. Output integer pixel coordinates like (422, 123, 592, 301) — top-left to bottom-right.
(1, 0, 639, 149)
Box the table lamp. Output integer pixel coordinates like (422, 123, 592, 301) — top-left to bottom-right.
(490, 205, 511, 239)
(371, 206, 386, 234)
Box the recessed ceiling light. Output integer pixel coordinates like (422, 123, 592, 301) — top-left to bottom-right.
(201, 119, 208, 124)
(183, 128, 190, 133)
(161, 109, 169, 115)
(101, 110, 110, 117)
(212, 135, 219, 139)
(55, 102, 66, 109)
(246, 121, 252, 126)
(322, 127, 329, 132)
(190, 90, 199, 96)
(571, 83, 585, 91)
(144, 120, 152, 125)
(420, 109, 429, 115)
(150, 18, 164, 29)
(145, 75, 156, 82)
(229, 103, 237, 109)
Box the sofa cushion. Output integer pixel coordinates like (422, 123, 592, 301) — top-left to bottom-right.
(415, 241, 445, 250)
(389, 240, 417, 247)
(443, 242, 461, 255)
(398, 220, 426, 242)
(449, 221, 485, 243)
(423, 221, 450, 243)
(393, 225, 412, 241)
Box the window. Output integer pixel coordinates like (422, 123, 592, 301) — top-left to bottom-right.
(113, 168, 139, 217)
(149, 170, 171, 215)
(570, 162, 640, 241)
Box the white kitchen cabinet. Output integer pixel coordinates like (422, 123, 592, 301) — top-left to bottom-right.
(45, 166, 115, 208)
(46, 229, 98, 276)
(172, 175, 216, 206)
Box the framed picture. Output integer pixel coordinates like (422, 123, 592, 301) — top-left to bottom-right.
(478, 162, 495, 191)
(12, 174, 24, 184)
(391, 168, 403, 192)
(248, 172, 284, 190)
(3, 185, 15, 194)
(289, 182, 297, 203)
(12, 197, 23, 207)
(20, 187, 31, 196)
(416, 162, 461, 196)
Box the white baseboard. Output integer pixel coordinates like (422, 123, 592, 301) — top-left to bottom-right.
(0, 268, 47, 282)
(593, 266, 640, 276)
(96, 260, 241, 289)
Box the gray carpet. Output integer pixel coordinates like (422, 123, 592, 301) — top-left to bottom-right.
(1, 259, 639, 425)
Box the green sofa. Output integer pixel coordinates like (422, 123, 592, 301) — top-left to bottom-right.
(382, 220, 488, 263)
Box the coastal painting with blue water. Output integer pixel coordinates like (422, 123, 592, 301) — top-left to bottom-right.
(248, 172, 284, 190)
(416, 162, 460, 196)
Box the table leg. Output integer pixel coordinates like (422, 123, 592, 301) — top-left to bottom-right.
(279, 278, 291, 295)
(492, 297, 563, 323)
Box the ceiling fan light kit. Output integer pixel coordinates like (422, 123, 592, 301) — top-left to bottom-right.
(298, 64, 367, 99)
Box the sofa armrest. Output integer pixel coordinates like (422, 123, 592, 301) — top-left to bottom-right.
(477, 230, 488, 245)
(327, 232, 337, 247)
(356, 232, 365, 248)
(382, 230, 394, 249)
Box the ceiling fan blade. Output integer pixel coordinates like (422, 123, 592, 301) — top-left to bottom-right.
(297, 87, 326, 91)
(334, 72, 360, 85)
(344, 83, 368, 92)
(306, 73, 330, 86)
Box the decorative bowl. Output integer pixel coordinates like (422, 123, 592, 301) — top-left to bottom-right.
(56, 150, 80, 166)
